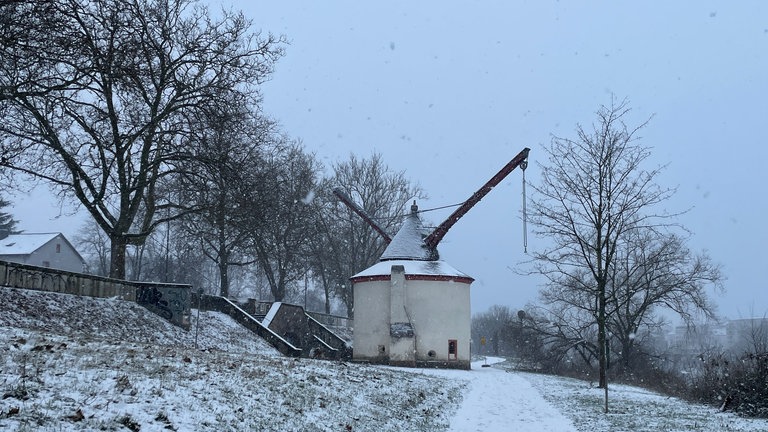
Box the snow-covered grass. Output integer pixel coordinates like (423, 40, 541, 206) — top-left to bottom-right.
(0, 287, 463, 431)
(1, 328, 463, 431)
(2, 286, 768, 431)
(519, 363, 768, 432)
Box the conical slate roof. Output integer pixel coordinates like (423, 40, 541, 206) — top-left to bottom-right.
(379, 204, 436, 261)
(350, 258, 472, 282)
(350, 202, 473, 282)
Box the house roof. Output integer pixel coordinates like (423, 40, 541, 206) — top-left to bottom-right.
(0, 233, 82, 261)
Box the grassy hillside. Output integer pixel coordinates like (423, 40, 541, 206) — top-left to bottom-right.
(2, 286, 767, 431)
(0, 287, 462, 431)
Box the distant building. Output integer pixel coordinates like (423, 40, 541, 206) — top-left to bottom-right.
(668, 317, 768, 354)
(726, 318, 768, 352)
(0, 233, 85, 273)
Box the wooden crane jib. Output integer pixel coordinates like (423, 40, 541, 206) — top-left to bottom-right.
(332, 147, 530, 254)
(332, 187, 393, 244)
(423, 147, 530, 250)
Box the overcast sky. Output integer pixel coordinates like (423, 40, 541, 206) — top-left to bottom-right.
(12, 1, 768, 320)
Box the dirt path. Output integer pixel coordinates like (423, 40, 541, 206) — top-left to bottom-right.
(421, 357, 577, 432)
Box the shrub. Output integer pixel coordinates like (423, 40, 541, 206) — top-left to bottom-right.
(685, 350, 768, 418)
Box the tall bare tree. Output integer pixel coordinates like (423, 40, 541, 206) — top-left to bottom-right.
(0, 0, 283, 278)
(249, 141, 321, 302)
(528, 229, 723, 378)
(309, 153, 425, 317)
(173, 98, 275, 297)
(529, 97, 676, 410)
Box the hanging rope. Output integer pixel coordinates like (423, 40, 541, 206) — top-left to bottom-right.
(521, 159, 528, 253)
(416, 202, 464, 214)
(365, 202, 463, 223)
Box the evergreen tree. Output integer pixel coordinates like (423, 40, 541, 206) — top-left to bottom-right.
(0, 195, 20, 239)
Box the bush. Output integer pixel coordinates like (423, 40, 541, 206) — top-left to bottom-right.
(685, 351, 768, 418)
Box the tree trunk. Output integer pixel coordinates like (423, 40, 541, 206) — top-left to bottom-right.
(598, 285, 609, 413)
(322, 276, 331, 314)
(218, 258, 229, 298)
(346, 298, 354, 320)
(216, 199, 229, 298)
(621, 338, 634, 371)
(109, 235, 128, 279)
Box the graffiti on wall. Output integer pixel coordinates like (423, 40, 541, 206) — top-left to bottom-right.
(136, 285, 190, 329)
(1, 260, 191, 329)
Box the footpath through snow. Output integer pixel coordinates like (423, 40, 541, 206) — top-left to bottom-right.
(419, 357, 577, 432)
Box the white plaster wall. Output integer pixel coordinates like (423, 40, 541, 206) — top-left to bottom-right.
(406, 279, 471, 363)
(352, 276, 471, 364)
(352, 279, 391, 360)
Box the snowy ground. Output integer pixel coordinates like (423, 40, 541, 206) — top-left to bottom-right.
(446, 358, 768, 432)
(2, 286, 768, 431)
(417, 358, 576, 431)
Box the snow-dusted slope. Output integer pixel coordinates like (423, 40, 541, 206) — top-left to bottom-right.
(0, 286, 279, 354)
(2, 286, 768, 431)
(0, 287, 463, 431)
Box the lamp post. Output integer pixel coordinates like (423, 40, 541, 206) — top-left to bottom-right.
(194, 288, 203, 349)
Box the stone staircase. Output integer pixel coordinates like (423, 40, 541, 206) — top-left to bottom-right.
(195, 294, 351, 361)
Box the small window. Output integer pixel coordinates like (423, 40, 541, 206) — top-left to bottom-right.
(42, 261, 51, 267)
(448, 339, 458, 360)
(56, 243, 61, 253)
(378, 345, 386, 356)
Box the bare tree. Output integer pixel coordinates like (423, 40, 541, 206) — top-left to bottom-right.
(471, 305, 517, 356)
(129, 219, 212, 286)
(529, 97, 676, 410)
(74, 219, 111, 276)
(529, 230, 723, 378)
(309, 153, 425, 317)
(249, 141, 321, 302)
(172, 97, 275, 297)
(303, 205, 342, 314)
(524, 299, 602, 372)
(0, 0, 283, 278)
(607, 228, 723, 371)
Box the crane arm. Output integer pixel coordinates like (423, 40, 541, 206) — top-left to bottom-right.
(332, 187, 392, 244)
(423, 147, 530, 250)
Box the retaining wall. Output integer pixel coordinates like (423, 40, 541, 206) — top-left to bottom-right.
(0, 260, 191, 329)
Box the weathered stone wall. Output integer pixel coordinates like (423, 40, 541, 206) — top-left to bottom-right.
(0, 260, 191, 329)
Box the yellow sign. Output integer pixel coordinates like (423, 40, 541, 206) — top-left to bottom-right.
(480, 337, 486, 346)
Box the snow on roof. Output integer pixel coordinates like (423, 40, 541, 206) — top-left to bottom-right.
(355, 203, 473, 280)
(351, 259, 472, 280)
(379, 206, 435, 261)
(0, 233, 63, 255)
